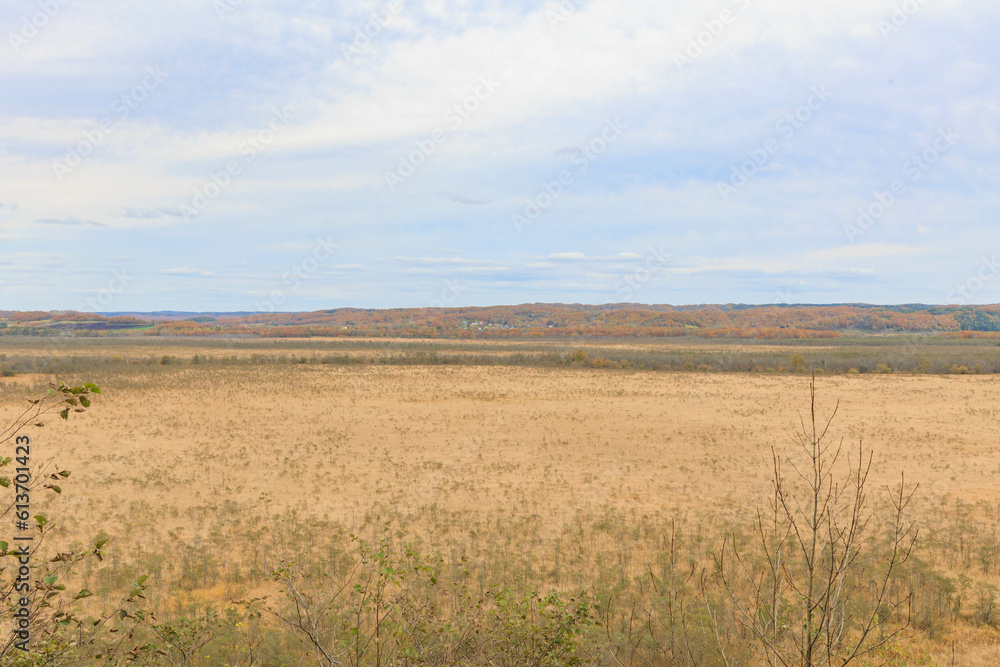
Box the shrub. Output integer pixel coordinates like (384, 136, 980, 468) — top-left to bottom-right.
(975, 583, 998, 625)
(790, 353, 808, 372)
(715, 375, 918, 665)
(0, 382, 153, 663)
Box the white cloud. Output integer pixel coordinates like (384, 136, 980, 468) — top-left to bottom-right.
(0, 0, 994, 308)
(161, 267, 214, 276)
(805, 244, 928, 261)
(390, 257, 500, 265)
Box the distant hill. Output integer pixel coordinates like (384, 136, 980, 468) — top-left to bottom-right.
(3, 304, 1000, 339)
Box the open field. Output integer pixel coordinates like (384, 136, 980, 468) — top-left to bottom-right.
(4, 333, 1000, 375)
(2, 337, 1000, 665)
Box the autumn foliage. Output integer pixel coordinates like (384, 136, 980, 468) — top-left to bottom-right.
(0, 303, 994, 339)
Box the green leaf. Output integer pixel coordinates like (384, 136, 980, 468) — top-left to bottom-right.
(136, 574, 149, 586)
(0, 478, 9, 488)
(58, 470, 71, 478)
(74, 589, 93, 600)
(47, 485, 62, 494)
(80, 398, 91, 408)
(43, 575, 57, 586)
(35, 514, 48, 527)
(59, 409, 69, 420)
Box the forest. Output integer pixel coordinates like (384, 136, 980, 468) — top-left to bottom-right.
(4, 303, 1000, 340)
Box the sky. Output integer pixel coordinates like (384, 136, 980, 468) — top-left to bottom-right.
(0, 0, 997, 312)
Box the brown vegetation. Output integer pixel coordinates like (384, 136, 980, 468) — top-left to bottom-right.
(0, 338, 999, 664)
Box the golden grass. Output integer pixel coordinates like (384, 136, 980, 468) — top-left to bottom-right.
(2, 338, 999, 664)
(18, 364, 999, 525)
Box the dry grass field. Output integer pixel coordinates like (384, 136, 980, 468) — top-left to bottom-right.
(2, 337, 999, 665)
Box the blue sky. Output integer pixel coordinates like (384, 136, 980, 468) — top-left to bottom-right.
(1, 0, 997, 312)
